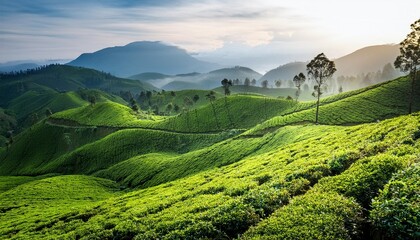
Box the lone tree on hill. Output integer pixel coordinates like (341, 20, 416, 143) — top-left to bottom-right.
(307, 53, 336, 124)
(394, 19, 420, 114)
(193, 94, 200, 103)
(221, 78, 233, 96)
(293, 73, 306, 102)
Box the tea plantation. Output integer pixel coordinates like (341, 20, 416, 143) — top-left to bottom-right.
(0, 76, 419, 239)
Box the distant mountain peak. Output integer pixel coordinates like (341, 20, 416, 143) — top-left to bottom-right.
(67, 42, 219, 77)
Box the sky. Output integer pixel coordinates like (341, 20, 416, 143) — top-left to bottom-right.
(0, 0, 419, 72)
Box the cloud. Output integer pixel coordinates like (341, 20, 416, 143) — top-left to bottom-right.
(0, 0, 419, 66)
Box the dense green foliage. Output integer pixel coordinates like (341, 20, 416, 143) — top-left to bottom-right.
(1, 111, 419, 239)
(0, 75, 419, 239)
(370, 163, 420, 239)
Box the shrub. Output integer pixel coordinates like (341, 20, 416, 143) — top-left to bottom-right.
(370, 163, 420, 240)
(243, 192, 363, 240)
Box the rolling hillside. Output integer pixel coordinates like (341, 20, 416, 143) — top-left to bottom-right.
(1, 109, 418, 239)
(0, 64, 155, 142)
(0, 64, 156, 106)
(0, 75, 418, 239)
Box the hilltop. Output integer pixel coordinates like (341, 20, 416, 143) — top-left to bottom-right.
(67, 41, 219, 77)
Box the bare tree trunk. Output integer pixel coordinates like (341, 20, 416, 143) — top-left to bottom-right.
(409, 70, 416, 114)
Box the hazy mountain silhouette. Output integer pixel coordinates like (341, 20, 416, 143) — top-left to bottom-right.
(0, 63, 39, 73)
(129, 72, 172, 81)
(67, 41, 219, 77)
(145, 66, 262, 90)
(334, 44, 400, 76)
(260, 44, 400, 81)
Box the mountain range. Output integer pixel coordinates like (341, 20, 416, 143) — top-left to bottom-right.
(67, 41, 219, 77)
(2, 43, 401, 92)
(261, 45, 400, 81)
(130, 66, 262, 90)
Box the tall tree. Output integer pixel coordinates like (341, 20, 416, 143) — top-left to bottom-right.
(293, 73, 306, 102)
(394, 19, 420, 114)
(129, 97, 139, 112)
(205, 91, 220, 129)
(307, 53, 337, 124)
(244, 78, 251, 87)
(261, 80, 269, 89)
(221, 78, 233, 96)
(193, 94, 200, 103)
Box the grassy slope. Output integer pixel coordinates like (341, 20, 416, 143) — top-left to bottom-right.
(51, 101, 161, 128)
(1, 113, 418, 239)
(248, 76, 420, 134)
(0, 122, 116, 175)
(37, 128, 232, 176)
(148, 89, 224, 113)
(155, 95, 296, 132)
(50, 76, 419, 135)
(213, 85, 315, 100)
(1, 76, 419, 239)
(0, 175, 119, 239)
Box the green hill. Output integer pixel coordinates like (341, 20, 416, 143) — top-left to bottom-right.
(248, 76, 420, 135)
(1, 111, 418, 239)
(0, 65, 149, 141)
(0, 122, 117, 175)
(213, 85, 315, 100)
(0, 75, 419, 239)
(0, 65, 156, 105)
